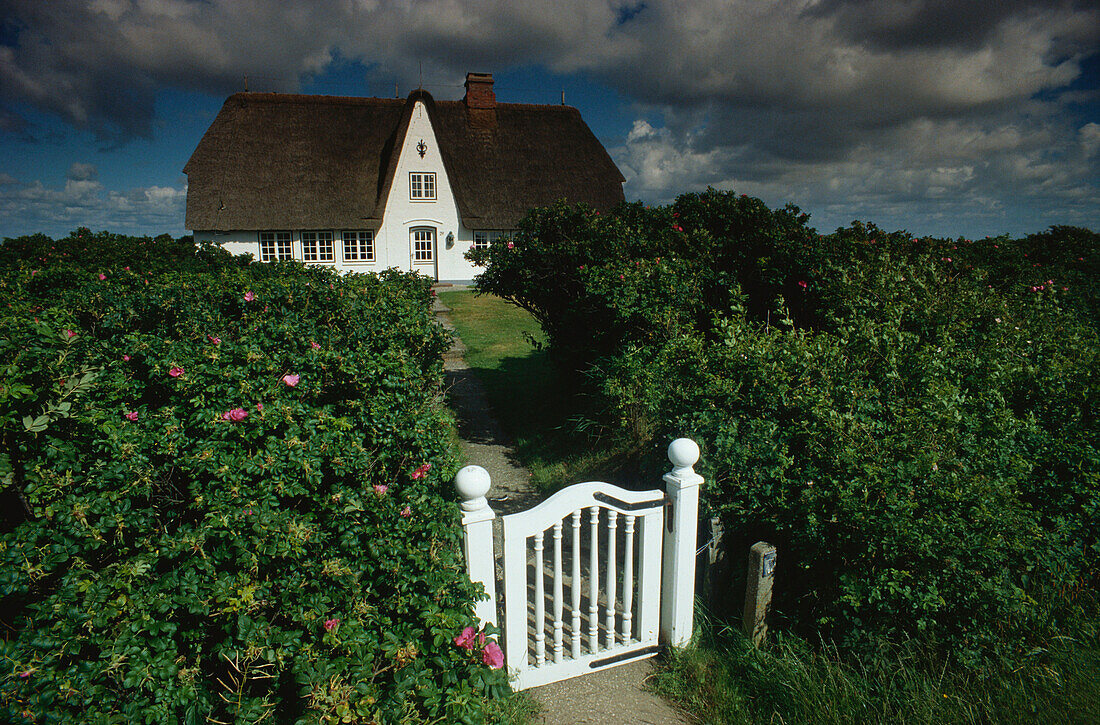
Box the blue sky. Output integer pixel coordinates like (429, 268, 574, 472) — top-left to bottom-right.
(1, 0, 1097, 241)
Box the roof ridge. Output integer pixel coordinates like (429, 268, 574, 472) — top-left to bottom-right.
(230, 92, 406, 106)
(232, 92, 578, 112)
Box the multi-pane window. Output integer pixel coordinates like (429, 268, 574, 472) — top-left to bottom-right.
(409, 172, 436, 200)
(259, 231, 292, 262)
(473, 230, 508, 250)
(301, 231, 334, 263)
(342, 231, 374, 263)
(412, 229, 434, 262)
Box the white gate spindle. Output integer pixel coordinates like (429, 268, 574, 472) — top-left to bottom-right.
(622, 514, 635, 642)
(588, 506, 599, 653)
(571, 510, 582, 659)
(553, 521, 564, 663)
(605, 510, 618, 649)
(534, 530, 546, 665)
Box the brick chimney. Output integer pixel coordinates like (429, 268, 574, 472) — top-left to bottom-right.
(463, 72, 496, 109)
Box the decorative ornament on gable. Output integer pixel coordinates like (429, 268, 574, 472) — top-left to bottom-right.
(416, 139, 427, 158)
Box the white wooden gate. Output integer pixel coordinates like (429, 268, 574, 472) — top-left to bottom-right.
(454, 438, 703, 691)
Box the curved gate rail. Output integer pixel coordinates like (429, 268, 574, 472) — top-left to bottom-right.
(455, 439, 703, 691)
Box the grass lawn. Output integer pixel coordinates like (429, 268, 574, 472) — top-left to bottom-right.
(438, 288, 638, 489)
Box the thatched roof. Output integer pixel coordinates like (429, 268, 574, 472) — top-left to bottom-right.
(184, 88, 625, 231)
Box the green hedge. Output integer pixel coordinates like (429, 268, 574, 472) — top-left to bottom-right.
(1, 231, 508, 723)
(471, 192, 1099, 666)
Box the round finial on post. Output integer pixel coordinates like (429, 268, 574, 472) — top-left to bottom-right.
(667, 438, 700, 477)
(455, 465, 492, 512)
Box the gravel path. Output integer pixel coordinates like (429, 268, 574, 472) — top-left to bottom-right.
(435, 294, 688, 725)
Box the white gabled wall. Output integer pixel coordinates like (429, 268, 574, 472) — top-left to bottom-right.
(377, 100, 477, 282)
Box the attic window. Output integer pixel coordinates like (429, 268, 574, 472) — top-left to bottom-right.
(410, 172, 436, 200)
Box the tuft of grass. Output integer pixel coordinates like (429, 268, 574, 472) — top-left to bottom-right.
(485, 690, 542, 724)
(651, 614, 1100, 725)
(439, 289, 635, 489)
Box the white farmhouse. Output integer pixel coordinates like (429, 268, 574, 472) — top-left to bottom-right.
(184, 73, 625, 282)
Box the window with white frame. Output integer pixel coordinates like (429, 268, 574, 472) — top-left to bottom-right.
(412, 228, 434, 263)
(301, 231, 335, 263)
(409, 172, 436, 200)
(342, 231, 374, 263)
(473, 230, 509, 250)
(259, 231, 293, 262)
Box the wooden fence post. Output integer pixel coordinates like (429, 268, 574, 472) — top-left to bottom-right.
(743, 542, 776, 647)
(660, 438, 703, 647)
(455, 465, 497, 628)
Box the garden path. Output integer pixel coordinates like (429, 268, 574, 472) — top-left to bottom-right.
(435, 290, 688, 725)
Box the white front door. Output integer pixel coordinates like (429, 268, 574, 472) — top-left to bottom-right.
(411, 227, 437, 280)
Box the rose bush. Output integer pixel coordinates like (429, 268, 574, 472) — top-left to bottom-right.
(472, 191, 1099, 667)
(1, 232, 508, 723)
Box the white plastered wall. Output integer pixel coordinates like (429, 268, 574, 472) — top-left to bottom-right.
(194, 230, 383, 274)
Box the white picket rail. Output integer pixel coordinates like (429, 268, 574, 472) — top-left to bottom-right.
(455, 438, 703, 691)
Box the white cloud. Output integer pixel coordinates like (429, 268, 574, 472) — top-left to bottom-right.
(1081, 122, 1100, 158)
(0, 171, 187, 239)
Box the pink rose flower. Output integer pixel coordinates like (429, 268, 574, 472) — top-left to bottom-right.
(373, 484, 388, 495)
(125, 411, 139, 421)
(454, 626, 477, 650)
(324, 618, 340, 632)
(122, 354, 131, 362)
(797, 280, 808, 290)
(169, 366, 184, 378)
(506, 241, 514, 249)
(282, 373, 299, 387)
(244, 291, 255, 302)
(97, 273, 106, 281)
(481, 641, 504, 669)
(123, 266, 130, 271)
(222, 408, 248, 422)
(401, 505, 412, 517)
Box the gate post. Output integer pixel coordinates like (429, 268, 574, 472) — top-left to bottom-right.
(455, 465, 497, 628)
(660, 438, 703, 647)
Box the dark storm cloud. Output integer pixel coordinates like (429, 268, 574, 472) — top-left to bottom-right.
(0, 1, 1097, 236)
(803, 0, 1099, 52)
